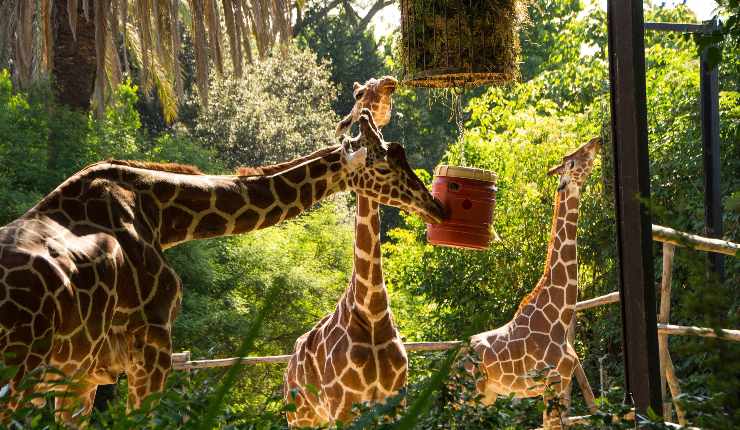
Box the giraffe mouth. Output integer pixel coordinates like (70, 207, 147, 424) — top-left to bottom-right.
(420, 197, 446, 224)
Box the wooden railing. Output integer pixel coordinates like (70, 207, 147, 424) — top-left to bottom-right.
(171, 224, 738, 426)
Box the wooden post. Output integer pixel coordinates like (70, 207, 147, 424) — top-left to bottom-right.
(606, 0, 662, 415)
(657, 244, 686, 425)
(564, 319, 597, 413)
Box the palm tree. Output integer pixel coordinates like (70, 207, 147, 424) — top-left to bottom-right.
(0, 0, 292, 121)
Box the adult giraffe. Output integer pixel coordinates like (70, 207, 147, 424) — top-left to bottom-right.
(284, 79, 409, 427)
(0, 110, 444, 421)
(469, 138, 600, 430)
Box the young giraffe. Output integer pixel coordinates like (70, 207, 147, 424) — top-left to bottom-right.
(469, 138, 600, 430)
(284, 81, 410, 427)
(0, 110, 444, 421)
(336, 76, 397, 137)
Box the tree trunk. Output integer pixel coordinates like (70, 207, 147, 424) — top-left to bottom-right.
(52, 0, 96, 111)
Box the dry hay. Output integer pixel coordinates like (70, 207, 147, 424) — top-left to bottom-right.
(400, 0, 526, 88)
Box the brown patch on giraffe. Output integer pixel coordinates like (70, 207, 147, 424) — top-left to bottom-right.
(346, 317, 371, 344)
(371, 263, 382, 285)
(377, 348, 397, 390)
(309, 163, 328, 179)
(549, 287, 565, 308)
(86, 199, 112, 227)
(314, 179, 327, 200)
(561, 309, 574, 327)
(543, 304, 559, 323)
(213, 188, 244, 214)
(234, 209, 259, 232)
(509, 339, 525, 360)
(61, 199, 86, 221)
(350, 345, 372, 368)
(109, 160, 203, 175)
(273, 176, 298, 205)
(544, 343, 561, 365)
(259, 207, 283, 229)
(565, 221, 577, 240)
(362, 358, 378, 384)
(372, 315, 395, 344)
(566, 285, 577, 304)
(195, 213, 228, 238)
(152, 181, 177, 204)
(299, 183, 312, 209)
(368, 292, 388, 314)
(342, 368, 364, 391)
(161, 206, 192, 243)
(355, 257, 370, 280)
(550, 323, 566, 343)
(560, 243, 576, 263)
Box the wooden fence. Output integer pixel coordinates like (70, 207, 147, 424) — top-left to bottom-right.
(171, 224, 738, 426)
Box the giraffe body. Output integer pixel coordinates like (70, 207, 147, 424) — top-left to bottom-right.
(284, 196, 407, 427)
(286, 77, 411, 427)
(470, 138, 600, 430)
(0, 113, 443, 420)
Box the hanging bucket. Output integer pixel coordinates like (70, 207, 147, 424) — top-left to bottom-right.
(400, 0, 523, 88)
(427, 165, 497, 250)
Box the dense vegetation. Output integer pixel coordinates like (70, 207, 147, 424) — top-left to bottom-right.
(1, 0, 738, 428)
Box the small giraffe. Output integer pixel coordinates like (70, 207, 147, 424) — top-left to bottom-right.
(285, 81, 410, 427)
(336, 76, 397, 137)
(0, 110, 444, 422)
(469, 138, 600, 430)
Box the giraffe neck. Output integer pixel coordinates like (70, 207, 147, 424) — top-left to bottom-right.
(157, 146, 350, 248)
(518, 184, 581, 322)
(344, 195, 388, 321)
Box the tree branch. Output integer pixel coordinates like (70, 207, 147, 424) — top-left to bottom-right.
(292, 0, 342, 35)
(357, 0, 393, 31)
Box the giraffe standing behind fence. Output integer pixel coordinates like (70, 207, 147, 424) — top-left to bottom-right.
(469, 138, 600, 430)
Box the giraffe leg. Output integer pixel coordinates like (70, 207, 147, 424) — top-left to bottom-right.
(125, 325, 172, 411)
(0, 314, 55, 416)
(54, 379, 98, 426)
(542, 377, 573, 430)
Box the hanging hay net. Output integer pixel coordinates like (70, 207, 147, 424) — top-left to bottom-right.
(400, 0, 525, 88)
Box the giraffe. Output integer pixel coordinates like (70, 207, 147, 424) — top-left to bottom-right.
(284, 80, 409, 427)
(0, 110, 444, 422)
(336, 76, 397, 137)
(468, 137, 601, 430)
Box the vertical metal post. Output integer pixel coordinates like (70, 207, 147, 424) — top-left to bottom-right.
(606, 0, 662, 416)
(699, 21, 724, 280)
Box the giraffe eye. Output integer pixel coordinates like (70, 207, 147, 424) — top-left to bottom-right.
(568, 160, 576, 169)
(376, 168, 391, 175)
(355, 90, 365, 99)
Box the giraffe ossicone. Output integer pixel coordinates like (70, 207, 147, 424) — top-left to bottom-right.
(0, 110, 443, 423)
(469, 137, 601, 430)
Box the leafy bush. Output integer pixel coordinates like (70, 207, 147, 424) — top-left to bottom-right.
(188, 45, 339, 169)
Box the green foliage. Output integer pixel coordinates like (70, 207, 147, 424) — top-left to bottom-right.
(296, 6, 385, 116)
(188, 45, 339, 169)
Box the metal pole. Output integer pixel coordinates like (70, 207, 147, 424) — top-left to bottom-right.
(699, 19, 724, 280)
(606, 0, 662, 416)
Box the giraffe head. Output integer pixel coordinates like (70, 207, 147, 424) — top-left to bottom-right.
(341, 109, 445, 223)
(336, 76, 398, 136)
(547, 137, 601, 192)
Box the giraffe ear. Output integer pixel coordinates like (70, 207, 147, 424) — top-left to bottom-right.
(336, 113, 353, 137)
(345, 146, 367, 170)
(353, 82, 361, 91)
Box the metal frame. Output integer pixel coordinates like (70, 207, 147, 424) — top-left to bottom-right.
(607, 0, 662, 415)
(608, 4, 725, 416)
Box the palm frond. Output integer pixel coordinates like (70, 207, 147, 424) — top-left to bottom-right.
(2, 0, 294, 117)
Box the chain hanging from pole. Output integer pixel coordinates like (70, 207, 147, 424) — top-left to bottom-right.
(452, 87, 467, 167)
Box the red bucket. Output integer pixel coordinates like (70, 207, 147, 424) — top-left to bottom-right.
(426, 165, 497, 250)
